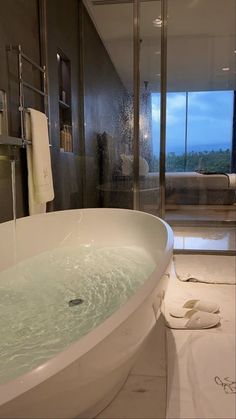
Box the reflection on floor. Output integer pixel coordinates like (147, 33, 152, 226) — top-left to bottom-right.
(173, 226, 236, 252)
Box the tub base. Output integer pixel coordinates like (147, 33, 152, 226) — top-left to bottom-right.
(77, 330, 152, 419)
(77, 368, 129, 419)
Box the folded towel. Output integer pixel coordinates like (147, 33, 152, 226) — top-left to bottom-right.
(195, 170, 228, 175)
(228, 173, 236, 189)
(25, 109, 54, 215)
(174, 254, 236, 284)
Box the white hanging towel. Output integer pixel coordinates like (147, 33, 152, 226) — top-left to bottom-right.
(25, 108, 54, 215)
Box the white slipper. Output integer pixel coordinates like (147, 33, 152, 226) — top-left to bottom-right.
(170, 299, 220, 318)
(183, 299, 220, 313)
(166, 309, 220, 330)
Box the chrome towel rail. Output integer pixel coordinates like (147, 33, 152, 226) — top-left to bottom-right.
(22, 81, 46, 97)
(5, 44, 49, 148)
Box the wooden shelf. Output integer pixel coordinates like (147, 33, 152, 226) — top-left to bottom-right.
(58, 50, 73, 152)
(59, 100, 70, 109)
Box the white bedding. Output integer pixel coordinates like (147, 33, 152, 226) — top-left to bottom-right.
(113, 172, 234, 191)
(164, 258, 236, 419)
(145, 172, 232, 190)
(228, 173, 236, 189)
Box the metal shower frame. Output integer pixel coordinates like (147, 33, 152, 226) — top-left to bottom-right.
(133, 0, 167, 219)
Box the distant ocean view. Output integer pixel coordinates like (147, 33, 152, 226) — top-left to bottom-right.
(166, 142, 230, 155)
(150, 146, 231, 172)
(151, 91, 234, 159)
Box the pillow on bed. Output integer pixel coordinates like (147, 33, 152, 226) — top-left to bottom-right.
(120, 154, 149, 176)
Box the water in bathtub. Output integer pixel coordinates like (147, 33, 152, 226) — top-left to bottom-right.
(0, 245, 155, 385)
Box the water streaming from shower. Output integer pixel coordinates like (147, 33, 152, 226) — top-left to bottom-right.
(0, 153, 17, 262)
(11, 159, 16, 225)
(10, 159, 17, 264)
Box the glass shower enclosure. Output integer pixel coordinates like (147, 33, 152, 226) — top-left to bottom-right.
(81, 0, 236, 230)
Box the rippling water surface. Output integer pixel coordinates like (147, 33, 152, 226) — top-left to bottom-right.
(0, 245, 155, 385)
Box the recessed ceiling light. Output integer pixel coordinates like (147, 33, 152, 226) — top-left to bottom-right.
(153, 18, 162, 27)
(234, 50, 236, 53)
(156, 73, 161, 77)
(155, 50, 160, 55)
(222, 67, 230, 71)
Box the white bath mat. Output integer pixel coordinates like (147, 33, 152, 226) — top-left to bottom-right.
(174, 255, 236, 284)
(166, 331, 236, 419)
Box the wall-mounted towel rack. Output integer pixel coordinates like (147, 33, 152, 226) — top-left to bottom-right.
(0, 44, 50, 148)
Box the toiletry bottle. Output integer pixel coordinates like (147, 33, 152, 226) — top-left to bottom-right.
(64, 125, 68, 152)
(62, 90, 66, 103)
(68, 126, 72, 152)
(60, 128, 65, 151)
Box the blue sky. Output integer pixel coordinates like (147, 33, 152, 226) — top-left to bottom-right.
(151, 91, 234, 155)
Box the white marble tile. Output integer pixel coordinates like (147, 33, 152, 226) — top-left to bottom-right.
(173, 226, 236, 251)
(131, 315, 166, 377)
(97, 375, 166, 419)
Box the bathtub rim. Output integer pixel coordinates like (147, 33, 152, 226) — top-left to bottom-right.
(0, 208, 173, 406)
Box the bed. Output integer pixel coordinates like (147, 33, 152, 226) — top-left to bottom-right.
(97, 132, 236, 207)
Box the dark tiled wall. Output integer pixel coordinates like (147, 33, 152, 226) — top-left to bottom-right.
(46, 0, 83, 211)
(0, 0, 41, 222)
(0, 0, 84, 223)
(46, 0, 128, 211)
(82, 5, 129, 207)
(0, 0, 128, 222)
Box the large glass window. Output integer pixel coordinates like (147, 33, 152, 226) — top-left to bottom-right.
(187, 91, 234, 172)
(151, 90, 234, 173)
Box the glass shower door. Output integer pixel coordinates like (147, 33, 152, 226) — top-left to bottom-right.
(82, 0, 163, 214)
(165, 0, 236, 225)
(82, 0, 135, 210)
(139, 0, 162, 216)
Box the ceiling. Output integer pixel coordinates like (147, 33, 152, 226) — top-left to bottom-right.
(84, 0, 236, 93)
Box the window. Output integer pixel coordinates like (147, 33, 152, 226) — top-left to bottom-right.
(151, 91, 234, 173)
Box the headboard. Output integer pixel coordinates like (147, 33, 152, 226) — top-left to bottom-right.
(97, 131, 121, 184)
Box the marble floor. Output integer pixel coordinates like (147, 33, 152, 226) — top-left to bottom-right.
(97, 316, 167, 419)
(173, 226, 236, 252)
(96, 227, 236, 419)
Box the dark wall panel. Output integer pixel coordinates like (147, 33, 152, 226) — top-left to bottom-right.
(46, 0, 83, 211)
(0, 0, 84, 223)
(82, 5, 129, 207)
(0, 0, 41, 222)
(0, 0, 129, 222)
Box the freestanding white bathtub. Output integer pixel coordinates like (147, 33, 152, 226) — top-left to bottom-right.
(0, 208, 173, 419)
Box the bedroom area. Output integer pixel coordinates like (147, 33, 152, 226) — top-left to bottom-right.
(83, 0, 236, 230)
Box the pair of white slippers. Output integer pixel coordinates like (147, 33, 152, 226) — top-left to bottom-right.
(166, 299, 221, 329)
